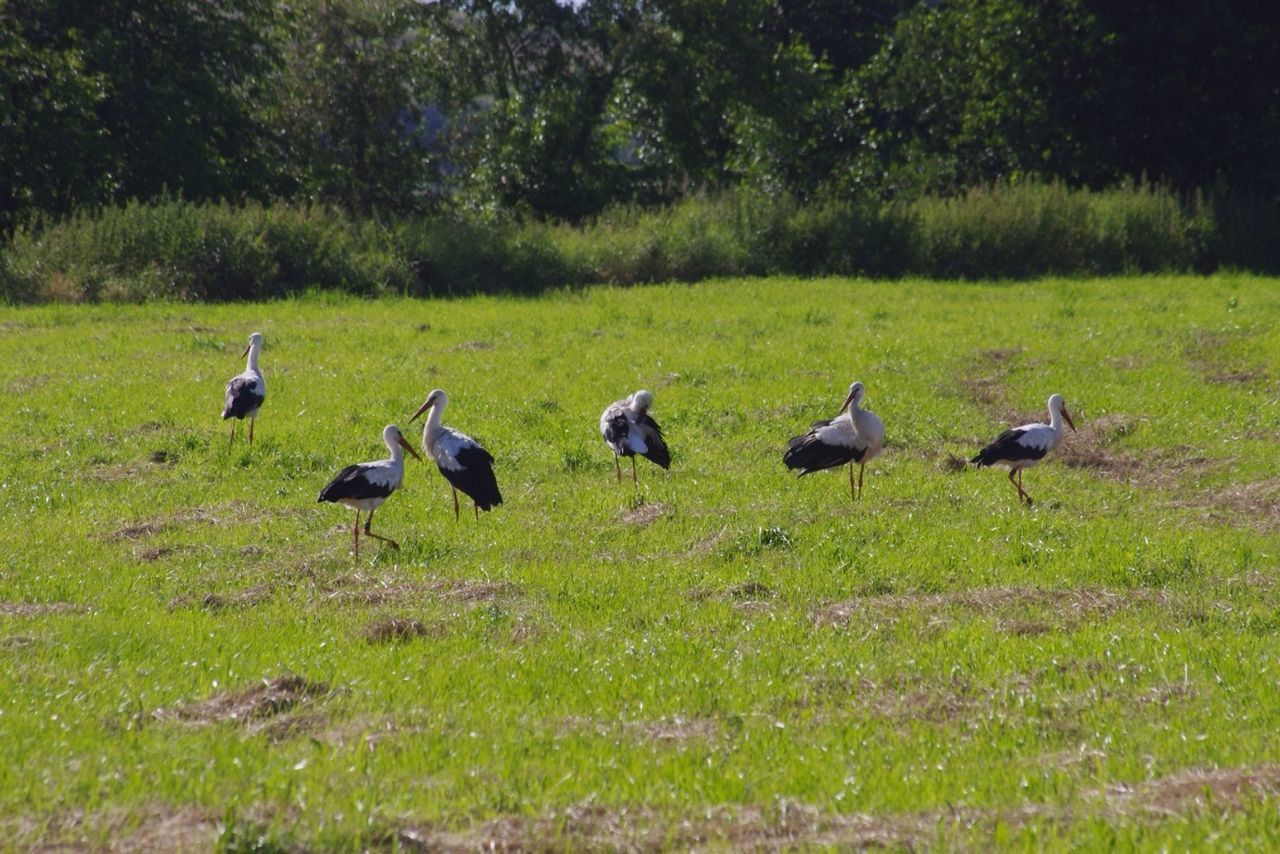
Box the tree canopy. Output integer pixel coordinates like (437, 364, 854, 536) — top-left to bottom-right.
(2, 0, 1276, 230)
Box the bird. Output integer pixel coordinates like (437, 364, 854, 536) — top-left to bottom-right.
(317, 424, 422, 556)
(783, 381, 885, 502)
(599, 389, 671, 483)
(971, 393, 1077, 505)
(409, 389, 503, 521)
(222, 332, 266, 448)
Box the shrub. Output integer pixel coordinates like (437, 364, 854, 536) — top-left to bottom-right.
(2, 198, 412, 302)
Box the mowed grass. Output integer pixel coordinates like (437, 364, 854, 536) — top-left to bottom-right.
(3, 275, 1280, 849)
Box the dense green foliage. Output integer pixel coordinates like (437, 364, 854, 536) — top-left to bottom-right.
(2, 183, 1263, 302)
(4, 278, 1280, 847)
(3, 0, 1277, 232)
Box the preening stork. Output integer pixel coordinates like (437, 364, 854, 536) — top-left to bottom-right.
(783, 381, 885, 502)
(317, 424, 422, 556)
(599, 389, 671, 483)
(222, 332, 266, 447)
(409, 389, 503, 521)
(971, 393, 1076, 505)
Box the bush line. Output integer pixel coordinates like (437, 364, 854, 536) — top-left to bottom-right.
(2, 183, 1276, 303)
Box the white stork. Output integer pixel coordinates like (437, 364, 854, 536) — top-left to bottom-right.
(317, 424, 422, 556)
(783, 381, 885, 502)
(222, 332, 266, 448)
(599, 389, 671, 483)
(409, 389, 503, 521)
(971, 393, 1076, 505)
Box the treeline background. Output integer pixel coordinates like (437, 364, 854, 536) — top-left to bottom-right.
(3, 0, 1278, 300)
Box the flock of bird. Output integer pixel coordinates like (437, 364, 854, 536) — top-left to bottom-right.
(223, 332, 1077, 556)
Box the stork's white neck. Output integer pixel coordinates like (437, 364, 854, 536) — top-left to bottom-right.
(246, 342, 261, 373)
(386, 437, 404, 463)
(421, 398, 446, 447)
(1047, 405, 1065, 435)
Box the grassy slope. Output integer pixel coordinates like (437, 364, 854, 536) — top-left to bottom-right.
(2, 276, 1280, 848)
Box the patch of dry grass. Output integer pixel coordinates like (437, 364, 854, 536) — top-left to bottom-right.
(153, 675, 328, 731)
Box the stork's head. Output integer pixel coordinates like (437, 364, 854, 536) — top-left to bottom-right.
(632, 389, 654, 413)
(841, 381, 865, 412)
(383, 424, 423, 460)
(242, 332, 263, 358)
(409, 388, 447, 424)
(1048, 393, 1076, 431)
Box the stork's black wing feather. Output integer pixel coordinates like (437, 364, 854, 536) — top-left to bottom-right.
(783, 421, 862, 474)
(637, 414, 670, 469)
(440, 445, 503, 510)
(223, 377, 264, 420)
(318, 464, 389, 503)
(971, 428, 1045, 467)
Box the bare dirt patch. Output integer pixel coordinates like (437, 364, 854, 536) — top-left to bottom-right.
(11, 804, 222, 852)
(453, 340, 494, 351)
(0, 601, 90, 617)
(620, 501, 666, 526)
(815, 586, 1163, 629)
(108, 502, 251, 542)
(168, 583, 274, 612)
(363, 617, 435, 644)
(153, 675, 328, 731)
(1106, 765, 1280, 817)
(1177, 476, 1280, 531)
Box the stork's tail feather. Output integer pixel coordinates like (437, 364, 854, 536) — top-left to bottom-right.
(783, 435, 858, 474)
(970, 448, 996, 467)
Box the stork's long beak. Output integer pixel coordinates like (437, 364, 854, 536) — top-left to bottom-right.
(240, 344, 251, 359)
(408, 398, 432, 424)
(840, 389, 857, 412)
(398, 435, 423, 461)
(1063, 407, 1077, 431)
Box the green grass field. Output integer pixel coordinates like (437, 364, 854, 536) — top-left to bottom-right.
(3, 275, 1280, 849)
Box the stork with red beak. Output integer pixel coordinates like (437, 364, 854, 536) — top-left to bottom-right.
(409, 389, 503, 521)
(971, 393, 1077, 505)
(318, 424, 422, 556)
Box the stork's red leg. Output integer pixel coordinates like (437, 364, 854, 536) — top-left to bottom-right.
(1019, 469, 1033, 505)
(849, 462, 856, 504)
(631, 456, 638, 484)
(858, 462, 866, 501)
(1007, 468, 1023, 503)
(452, 487, 460, 522)
(615, 456, 622, 482)
(228, 422, 236, 449)
(353, 511, 360, 557)
(248, 417, 255, 446)
(363, 508, 400, 550)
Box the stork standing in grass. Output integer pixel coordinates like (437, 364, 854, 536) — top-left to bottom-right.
(600, 389, 671, 483)
(409, 389, 503, 520)
(318, 424, 422, 556)
(783, 381, 884, 502)
(222, 332, 265, 448)
(971, 393, 1076, 505)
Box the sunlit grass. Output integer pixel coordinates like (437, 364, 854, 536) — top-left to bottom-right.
(2, 275, 1280, 847)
